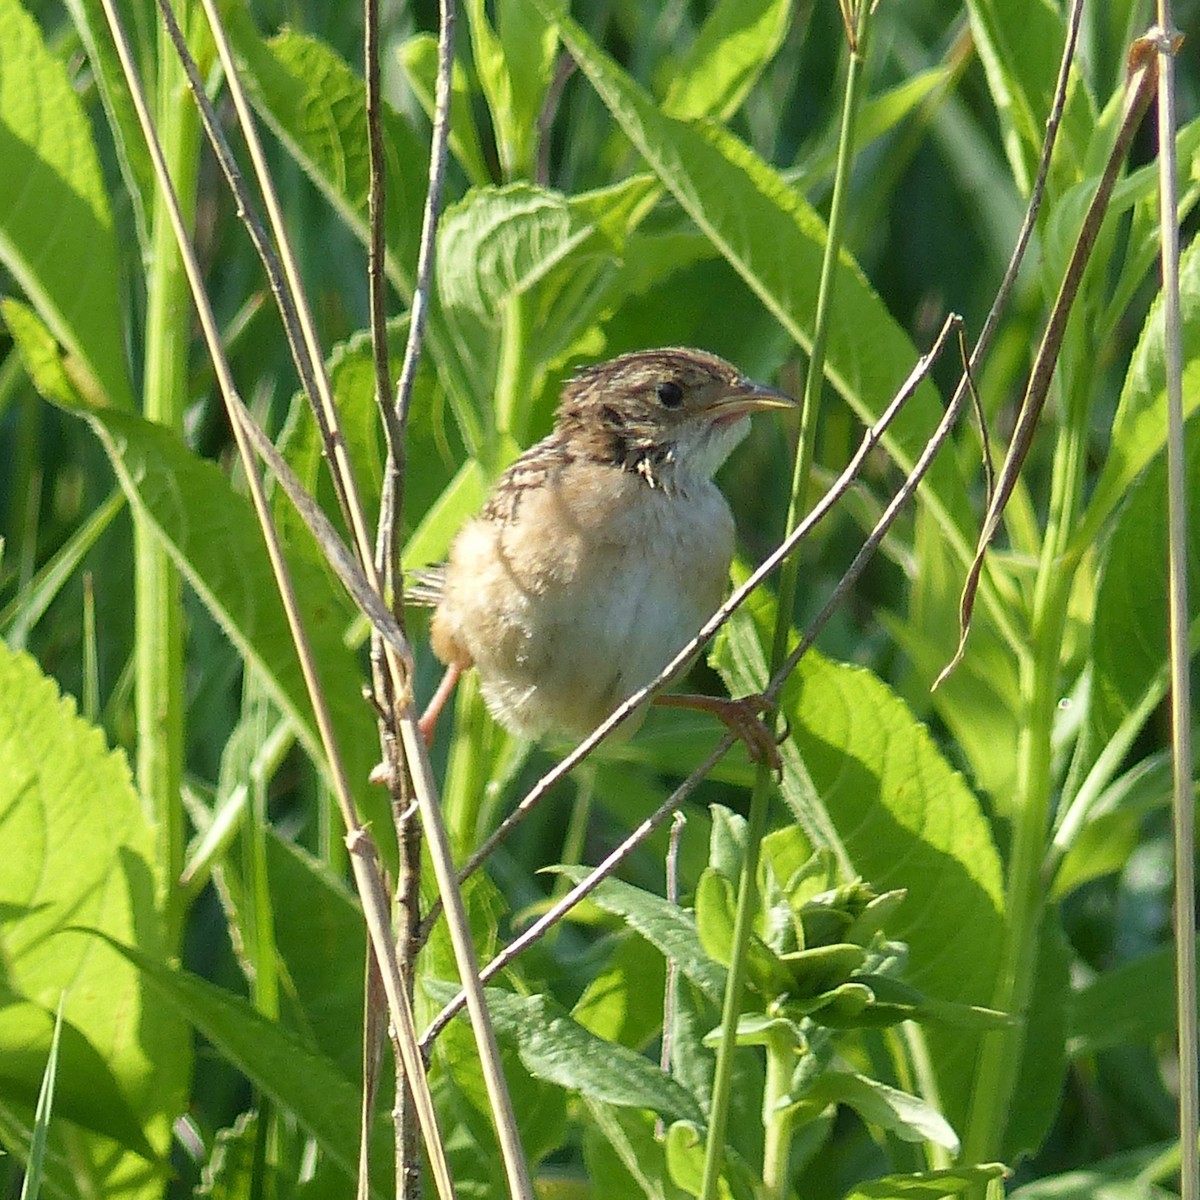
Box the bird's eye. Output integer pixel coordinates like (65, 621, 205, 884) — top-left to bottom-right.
(656, 380, 684, 408)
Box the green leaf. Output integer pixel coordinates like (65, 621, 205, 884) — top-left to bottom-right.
(19, 994, 63, 1200)
(778, 944, 866, 997)
(553, 869, 725, 1006)
(571, 932, 666, 1049)
(0, 640, 186, 1188)
(715, 597, 1006, 1130)
(472, 988, 705, 1125)
(64, 405, 390, 860)
(843, 1164, 1008, 1198)
(800, 1070, 960, 1152)
(1069, 941, 1187, 1056)
(0, 0, 132, 408)
(100, 938, 372, 1191)
(965, 0, 1094, 193)
(530, 0, 973, 556)
(662, 0, 792, 122)
(1003, 907, 1069, 1159)
(195, 1111, 260, 1200)
(1077, 235, 1200, 554)
(1087, 419, 1200, 774)
(225, 13, 427, 293)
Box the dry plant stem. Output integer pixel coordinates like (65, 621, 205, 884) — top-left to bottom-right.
(939, 36, 1160, 684)
(93, 7, 458, 1192)
(1152, 12, 1197, 1199)
(397, 711, 536, 1198)
(154, 0, 364, 547)
(424, 315, 969, 1042)
(173, 0, 531, 1184)
(191, 0, 379, 573)
(417, 322, 955, 938)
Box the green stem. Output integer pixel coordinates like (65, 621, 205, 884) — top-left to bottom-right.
(962, 367, 1089, 1165)
(138, 9, 200, 952)
(762, 1036, 796, 1199)
(699, 8, 873, 1196)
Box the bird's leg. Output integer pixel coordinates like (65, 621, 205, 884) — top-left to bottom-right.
(418, 661, 464, 745)
(654, 692, 784, 773)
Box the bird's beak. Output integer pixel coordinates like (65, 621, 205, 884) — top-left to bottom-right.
(709, 378, 798, 420)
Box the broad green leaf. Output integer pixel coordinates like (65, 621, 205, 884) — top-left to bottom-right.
(1069, 941, 1188, 1055)
(800, 1070, 960, 1151)
(531, 0, 974, 562)
(844, 1164, 1008, 1198)
(662, 0, 792, 122)
(1087, 420, 1200, 769)
(716, 596, 1005, 1130)
(0, 994, 155, 1159)
(101, 939, 374, 1192)
(1077, 235, 1200, 553)
(52, 402, 390, 860)
(1009, 1155, 1176, 1200)
(0, 0, 131, 409)
(554, 869, 725, 1005)
(571, 932, 666, 1049)
(0, 641, 185, 1190)
(582, 1102, 688, 1200)
(476, 989, 705, 1124)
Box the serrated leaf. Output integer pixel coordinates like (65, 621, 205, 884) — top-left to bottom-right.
(470, 989, 705, 1124)
(716, 597, 1005, 1129)
(0, 0, 132, 409)
(0, 641, 185, 1187)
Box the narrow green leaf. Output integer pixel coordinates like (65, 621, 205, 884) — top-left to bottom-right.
(662, 0, 792, 122)
(471, 988, 705, 1125)
(19, 996, 63, 1200)
(553, 869, 725, 1005)
(1078, 235, 1200, 553)
(844, 1164, 1008, 1198)
(99, 938, 372, 1190)
(0, 0, 132, 408)
(801, 1070, 960, 1151)
(67, 406, 389, 855)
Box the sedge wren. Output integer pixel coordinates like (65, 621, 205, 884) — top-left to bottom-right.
(417, 347, 796, 758)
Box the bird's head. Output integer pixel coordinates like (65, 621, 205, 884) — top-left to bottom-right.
(555, 348, 796, 488)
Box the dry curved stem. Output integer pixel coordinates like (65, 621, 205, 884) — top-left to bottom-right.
(422, 313, 975, 1039)
(937, 13, 1159, 686)
(94, 4, 458, 1193)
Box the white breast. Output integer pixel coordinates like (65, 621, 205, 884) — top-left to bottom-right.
(443, 463, 736, 741)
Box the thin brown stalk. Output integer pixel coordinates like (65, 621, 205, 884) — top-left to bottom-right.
(94, 4, 457, 1192)
(1151, 10, 1197, 1199)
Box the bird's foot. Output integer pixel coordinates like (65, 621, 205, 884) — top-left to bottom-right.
(655, 692, 785, 773)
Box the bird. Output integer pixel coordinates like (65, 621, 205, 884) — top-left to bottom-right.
(413, 347, 797, 762)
